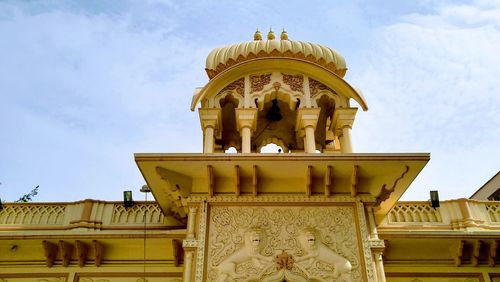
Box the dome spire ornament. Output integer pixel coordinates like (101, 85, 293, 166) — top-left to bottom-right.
(267, 28, 275, 40)
(254, 28, 262, 41)
(280, 28, 288, 40)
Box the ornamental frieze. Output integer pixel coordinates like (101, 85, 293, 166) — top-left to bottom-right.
(282, 73, 304, 93)
(206, 205, 362, 281)
(250, 73, 271, 93)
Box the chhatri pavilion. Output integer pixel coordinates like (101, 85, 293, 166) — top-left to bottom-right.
(1, 30, 499, 282)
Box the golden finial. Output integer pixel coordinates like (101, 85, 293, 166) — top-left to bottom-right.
(267, 28, 275, 40)
(280, 28, 288, 40)
(254, 28, 262, 41)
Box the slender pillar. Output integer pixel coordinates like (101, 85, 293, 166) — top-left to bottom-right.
(198, 108, 221, 154)
(241, 126, 252, 153)
(203, 126, 215, 153)
(342, 126, 353, 153)
(183, 251, 194, 282)
(374, 251, 387, 282)
(332, 108, 358, 153)
(235, 108, 258, 153)
(296, 108, 321, 153)
(304, 125, 316, 153)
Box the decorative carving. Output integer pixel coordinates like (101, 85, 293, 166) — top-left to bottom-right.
(0, 204, 66, 225)
(220, 78, 244, 96)
(282, 73, 304, 93)
(188, 194, 375, 204)
(205, 49, 346, 79)
(388, 203, 442, 223)
(275, 250, 294, 270)
(111, 203, 164, 225)
(356, 201, 377, 281)
(207, 206, 362, 281)
(215, 228, 273, 281)
(486, 203, 500, 222)
(295, 227, 352, 278)
(376, 166, 410, 205)
(194, 201, 209, 281)
(309, 78, 335, 97)
(183, 239, 199, 248)
(250, 73, 271, 93)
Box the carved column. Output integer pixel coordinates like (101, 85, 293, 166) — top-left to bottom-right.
(332, 108, 358, 153)
(296, 108, 321, 153)
(198, 108, 222, 153)
(235, 108, 258, 153)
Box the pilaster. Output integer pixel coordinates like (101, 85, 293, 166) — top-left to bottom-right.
(332, 107, 358, 153)
(296, 108, 321, 153)
(235, 108, 258, 153)
(198, 108, 222, 153)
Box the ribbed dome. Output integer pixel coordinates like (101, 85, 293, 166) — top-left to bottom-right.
(205, 37, 347, 79)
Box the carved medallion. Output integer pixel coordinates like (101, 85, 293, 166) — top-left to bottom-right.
(282, 73, 304, 93)
(250, 73, 271, 93)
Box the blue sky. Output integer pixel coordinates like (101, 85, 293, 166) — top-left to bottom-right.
(0, 0, 498, 202)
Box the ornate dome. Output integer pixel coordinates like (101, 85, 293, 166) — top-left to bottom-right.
(205, 30, 347, 79)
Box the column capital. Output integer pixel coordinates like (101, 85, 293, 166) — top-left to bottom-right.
(295, 107, 321, 131)
(198, 108, 222, 133)
(235, 108, 258, 132)
(332, 107, 358, 131)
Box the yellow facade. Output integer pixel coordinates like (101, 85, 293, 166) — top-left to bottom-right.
(1, 31, 499, 281)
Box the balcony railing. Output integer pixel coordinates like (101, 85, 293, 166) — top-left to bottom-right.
(0, 200, 169, 230)
(380, 199, 500, 231)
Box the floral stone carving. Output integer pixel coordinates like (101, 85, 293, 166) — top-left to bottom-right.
(207, 206, 362, 282)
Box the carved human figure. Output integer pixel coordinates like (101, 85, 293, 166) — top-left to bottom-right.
(295, 228, 352, 278)
(215, 228, 273, 281)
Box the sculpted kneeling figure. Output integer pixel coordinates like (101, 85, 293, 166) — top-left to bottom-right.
(216, 228, 273, 281)
(295, 227, 352, 278)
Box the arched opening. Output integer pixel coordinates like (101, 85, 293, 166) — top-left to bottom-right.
(219, 94, 241, 152)
(253, 92, 299, 152)
(315, 95, 336, 150)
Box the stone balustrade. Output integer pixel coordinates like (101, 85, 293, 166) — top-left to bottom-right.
(380, 199, 500, 231)
(0, 200, 168, 230)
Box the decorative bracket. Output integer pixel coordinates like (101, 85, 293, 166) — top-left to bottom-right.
(351, 165, 358, 197)
(59, 240, 73, 267)
(76, 240, 88, 267)
(93, 240, 103, 267)
(324, 165, 332, 197)
(42, 240, 57, 268)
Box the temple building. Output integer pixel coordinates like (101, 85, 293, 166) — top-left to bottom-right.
(1, 30, 499, 282)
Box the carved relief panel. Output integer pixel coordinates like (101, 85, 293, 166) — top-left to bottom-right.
(206, 205, 364, 281)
